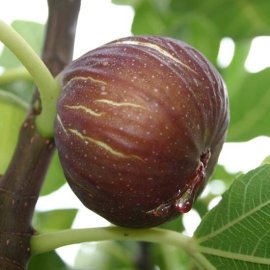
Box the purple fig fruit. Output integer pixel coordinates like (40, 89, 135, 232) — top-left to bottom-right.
(55, 36, 229, 228)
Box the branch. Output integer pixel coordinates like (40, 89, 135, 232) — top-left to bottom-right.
(42, 0, 81, 75)
(0, 0, 81, 269)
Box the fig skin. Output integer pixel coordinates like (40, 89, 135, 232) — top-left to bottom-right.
(55, 36, 229, 228)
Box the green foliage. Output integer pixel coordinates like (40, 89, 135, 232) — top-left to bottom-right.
(0, 20, 44, 68)
(169, 0, 270, 38)
(33, 209, 77, 233)
(113, 0, 141, 7)
(28, 251, 70, 270)
(211, 164, 239, 187)
(151, 244, 190, 270)
(223, 38, 270, 141)
(195, 165, 270, 269)
(74, 242, 138, 270)
(113, 0, 270, 62)
(228, 67, 270, 140)
(262, 156, 270, 165)
(41, 151, 67, 196)
(159, 215, 184, 232)
(0, 100, 26, 173)
(114, 0, 270, 39)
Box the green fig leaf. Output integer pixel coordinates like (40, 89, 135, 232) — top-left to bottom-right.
(195, 164, 270, 269)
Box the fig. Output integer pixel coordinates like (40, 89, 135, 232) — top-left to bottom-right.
(54, 36, 229, 228)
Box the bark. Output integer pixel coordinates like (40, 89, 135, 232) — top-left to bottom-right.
(0, 1, 81, 269)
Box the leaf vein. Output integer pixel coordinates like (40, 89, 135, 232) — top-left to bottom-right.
(199, 246, 270, 265)
(197, 167, 269, 244)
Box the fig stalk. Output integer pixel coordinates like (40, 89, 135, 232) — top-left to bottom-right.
(0, 20, 59, 137)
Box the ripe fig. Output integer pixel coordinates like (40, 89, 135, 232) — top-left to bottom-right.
(55, 36, 229, 228)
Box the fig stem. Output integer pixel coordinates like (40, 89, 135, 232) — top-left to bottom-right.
(0, 20, 60, 137)
(0, 88, 29, 110)
(0, 67, 32, 84)
(31, 226, 215, 270)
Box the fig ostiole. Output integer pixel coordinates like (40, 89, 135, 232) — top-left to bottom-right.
(54, 36, 229, 228)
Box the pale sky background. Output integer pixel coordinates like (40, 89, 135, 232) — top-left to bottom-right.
(1, 0, 270, 267)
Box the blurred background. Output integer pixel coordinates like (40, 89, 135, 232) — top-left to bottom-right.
(1, 0, 270, 269)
